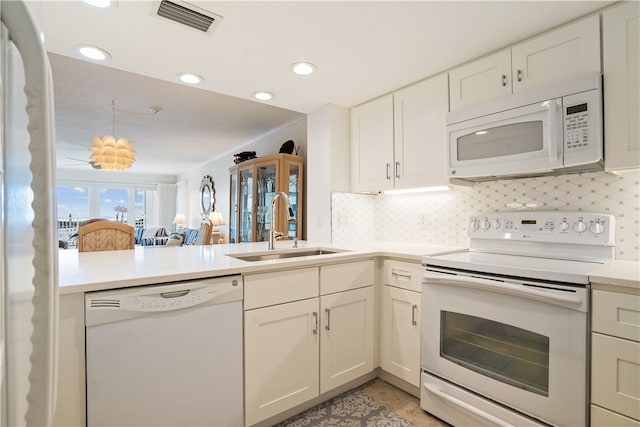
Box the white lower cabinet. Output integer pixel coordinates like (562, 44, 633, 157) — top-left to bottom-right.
(320, 286, 375, 393)
(591, 289, 640, 426)
(244, 298, 320, 426)
(244, 261, 375, 426)
(380, 285, 420, 387)
(380, 259, 423, 388)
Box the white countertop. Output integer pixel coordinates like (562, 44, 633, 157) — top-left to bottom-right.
(589, 260, 640, 292)
(58, 240, 464, 295)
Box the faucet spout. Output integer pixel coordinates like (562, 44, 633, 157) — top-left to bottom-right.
(268, 192, 296, 250)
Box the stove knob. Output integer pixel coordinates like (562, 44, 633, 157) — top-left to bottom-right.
(559, 219, 570, 232)
(590, 220, 605, 235)
(493, 218, 502, 230)
(470, 219, 480, 231)
(481, 218, 491, 230)
(573, 219, 587, 233)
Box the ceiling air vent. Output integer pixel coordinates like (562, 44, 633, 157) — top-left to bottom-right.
(156, 0, 223, 34)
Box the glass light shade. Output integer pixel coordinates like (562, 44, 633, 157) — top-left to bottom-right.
(89, 135, 136, 170)
(173, 213, 186, 224)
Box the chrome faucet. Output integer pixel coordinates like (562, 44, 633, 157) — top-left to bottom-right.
(268, 192, 296, 250)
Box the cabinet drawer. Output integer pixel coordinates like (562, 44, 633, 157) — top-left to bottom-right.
(592, 404, 640, 427)
(593, 290, 640, 342)
(244, 267, 319, 310)
(320, 260, 374, 295)
(383, 259, 422, 292)
(592, 333, 640, 421)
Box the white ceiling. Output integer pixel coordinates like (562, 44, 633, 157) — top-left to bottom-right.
(27, 0, 612, 176)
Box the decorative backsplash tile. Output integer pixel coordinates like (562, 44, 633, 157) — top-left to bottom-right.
(331, 170, 640, 260)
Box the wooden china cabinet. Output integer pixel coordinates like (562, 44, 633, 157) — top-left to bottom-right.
(229, 153, 303, 243)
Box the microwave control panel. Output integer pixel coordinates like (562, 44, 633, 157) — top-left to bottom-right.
(562, 88, 603, 166)
(468, 211, 615, 245)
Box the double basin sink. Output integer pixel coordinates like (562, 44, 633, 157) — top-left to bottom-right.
(228, 247, 346, 262)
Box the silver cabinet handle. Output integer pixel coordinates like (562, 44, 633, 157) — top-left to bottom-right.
(516, 69, 523, 82)
(395, 161, 400, 178)
(325, 308, 331, 331)
(501, 74, 507, 87)
(312, 311, 318, 335)
(411, 304, 418, 326)
(385, 163, 391, 180)
(391, 269, 412, 280)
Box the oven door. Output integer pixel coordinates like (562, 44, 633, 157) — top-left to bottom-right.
(447, 98, 563, 179)
(421, 268, 588, 427)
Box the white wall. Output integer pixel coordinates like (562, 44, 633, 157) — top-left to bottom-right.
(177, 116, 307, 240)
(306, 104, 350, 242)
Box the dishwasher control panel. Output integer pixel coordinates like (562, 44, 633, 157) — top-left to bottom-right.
(85, 275, 242, 327)
(468, 211, 615, 245)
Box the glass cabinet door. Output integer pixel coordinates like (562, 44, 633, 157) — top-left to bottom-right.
(229, 172, 238, 243)
(255, 163, 277, 242)
(239, 167, 253, 243)
(287, 163, 300, 239)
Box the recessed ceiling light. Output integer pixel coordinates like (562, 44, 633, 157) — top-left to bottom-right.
(81, 0, 116, 8)
(253, 91, 274, 101)
(177, 73, 203, 84)
(290, 62, 317, 76)
(75, 45, 111, 61)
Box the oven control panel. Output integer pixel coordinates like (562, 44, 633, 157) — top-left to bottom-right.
(468, 211, 615, 245)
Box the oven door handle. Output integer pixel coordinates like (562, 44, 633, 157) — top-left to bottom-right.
(424, 382, 515, 427)
(423, 272, 583, 307)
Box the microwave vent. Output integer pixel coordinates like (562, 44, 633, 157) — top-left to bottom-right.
(156, 0, 222, 34)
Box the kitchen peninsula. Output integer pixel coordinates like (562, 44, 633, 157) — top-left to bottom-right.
(55, 240, 463, 427)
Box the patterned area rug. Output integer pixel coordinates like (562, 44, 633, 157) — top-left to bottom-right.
(274, 389, 415, 427)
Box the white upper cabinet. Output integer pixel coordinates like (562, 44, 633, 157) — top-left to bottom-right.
(351, 94, 394, 192)
(393, 73, 449, 189)
(603, 1, 640, 171)
(449, 49, 512, 111)
(351, 74, 449, 193)
(511, 14, 601, 92)
(449, 14, 600, 111)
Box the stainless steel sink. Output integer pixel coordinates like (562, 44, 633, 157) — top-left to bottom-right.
(228, 248, 346, 262)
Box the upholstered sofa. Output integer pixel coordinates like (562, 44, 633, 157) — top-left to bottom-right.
(134, 226, 170, 246)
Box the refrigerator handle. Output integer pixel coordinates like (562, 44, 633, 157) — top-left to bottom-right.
(2, 2, 59, 425)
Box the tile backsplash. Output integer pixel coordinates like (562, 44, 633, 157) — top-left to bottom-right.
(331, 170, 640, 260)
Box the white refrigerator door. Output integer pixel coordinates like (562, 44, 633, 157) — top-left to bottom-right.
(1, 1, 58, 426)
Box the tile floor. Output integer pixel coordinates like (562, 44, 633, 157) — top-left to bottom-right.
(356, 378, 450, 426)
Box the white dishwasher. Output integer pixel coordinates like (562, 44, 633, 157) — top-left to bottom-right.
(85, 275, 243, 427)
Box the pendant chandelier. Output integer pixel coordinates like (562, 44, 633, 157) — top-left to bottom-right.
(89, 100, 137, 171)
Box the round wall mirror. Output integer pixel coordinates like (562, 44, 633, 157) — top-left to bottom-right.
(199, 175, 215, 220)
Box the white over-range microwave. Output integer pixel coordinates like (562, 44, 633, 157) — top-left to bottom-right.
(447, 74, 603, 182)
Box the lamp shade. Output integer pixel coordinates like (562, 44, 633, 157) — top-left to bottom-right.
(209, 211, 225, 226)
(173, 213, 186, 224)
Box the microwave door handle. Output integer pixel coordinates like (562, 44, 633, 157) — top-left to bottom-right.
(545, 99, 562, 164)
(423, 272, 583, 306)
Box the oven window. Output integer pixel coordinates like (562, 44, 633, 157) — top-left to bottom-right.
(456, 121, 543, 161)
(441, 311, 549, 396)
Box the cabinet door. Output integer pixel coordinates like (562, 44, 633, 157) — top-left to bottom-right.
(592, 332, 640, 421)
(380, 286, 421, 387)
(512, 14, 600, 92)
(351, 94, 394, 192)
(244, 298, 319, 426)
(238, 166, 254, 242)
(603, 2, 640, 171)
(449, 49, 512, 111)
(255, 160, 278, 242)
(229, 171, 238, 243)
(320, 286, 375, 393)
(393, 74, 449, 189)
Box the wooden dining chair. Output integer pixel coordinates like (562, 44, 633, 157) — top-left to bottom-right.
(78, 220, 135, 252)
(195, 220, 212, 245)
